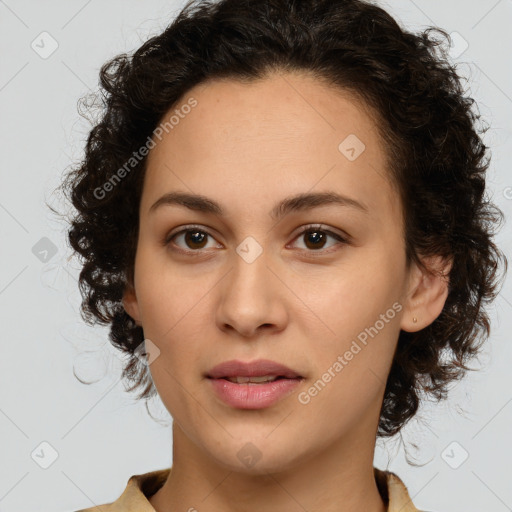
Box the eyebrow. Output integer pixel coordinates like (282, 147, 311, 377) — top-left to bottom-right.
(148, 191, 369, 220)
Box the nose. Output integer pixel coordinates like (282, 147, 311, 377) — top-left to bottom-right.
(215, 242, 289, 338)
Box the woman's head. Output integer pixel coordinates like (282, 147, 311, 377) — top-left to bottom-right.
(62, 0, 507, 460)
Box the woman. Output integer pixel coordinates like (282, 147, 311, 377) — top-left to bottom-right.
(62, 0, 507, 510)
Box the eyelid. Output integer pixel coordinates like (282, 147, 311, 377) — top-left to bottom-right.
(287, 224, 350, 255)
(164, 224, 219, 245)
(289, 223, 349, 243)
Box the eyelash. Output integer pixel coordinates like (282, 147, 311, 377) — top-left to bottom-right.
(163, 224, 349, 256)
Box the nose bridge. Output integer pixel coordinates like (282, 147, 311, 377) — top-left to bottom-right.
(230, 233, 273, 294)
(218, 232, 283, 320)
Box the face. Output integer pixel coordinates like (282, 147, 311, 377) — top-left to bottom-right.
(123, 71, 428, 474)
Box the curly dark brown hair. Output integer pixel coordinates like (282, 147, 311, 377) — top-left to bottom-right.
(59, 0, 507, 437)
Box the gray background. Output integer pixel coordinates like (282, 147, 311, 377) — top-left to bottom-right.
(1, 1, 511, 511)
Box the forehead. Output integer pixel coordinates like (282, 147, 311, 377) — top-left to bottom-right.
(142, 71, 399, 223)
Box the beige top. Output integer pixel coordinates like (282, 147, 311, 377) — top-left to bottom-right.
(74, 466, 424, 512)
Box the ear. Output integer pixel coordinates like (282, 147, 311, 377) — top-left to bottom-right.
(400, 255, 453, 332)
(122, 283, 142, 326)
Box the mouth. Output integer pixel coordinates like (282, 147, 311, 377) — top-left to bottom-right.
(215, 375, 297, 384)
(206, 358, 303, 380)
(206, 359, 304, 409)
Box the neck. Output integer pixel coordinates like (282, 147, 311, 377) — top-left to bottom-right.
(149, 425, 387, 512)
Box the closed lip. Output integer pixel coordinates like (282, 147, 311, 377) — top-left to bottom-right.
(206, 359, 303, 379)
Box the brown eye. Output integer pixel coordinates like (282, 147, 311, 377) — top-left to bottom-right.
(165, 226, 219, 253)
(303, 229, 328, 250)
(183, 230, 208, 249)
(290, 225, 348, 253)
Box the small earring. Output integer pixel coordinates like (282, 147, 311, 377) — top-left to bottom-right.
(413, 317, 418, 323)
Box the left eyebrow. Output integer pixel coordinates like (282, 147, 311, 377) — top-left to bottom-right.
(148, 191, 370, 219)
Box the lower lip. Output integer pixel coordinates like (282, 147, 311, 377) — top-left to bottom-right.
(208, 377, 303, 409)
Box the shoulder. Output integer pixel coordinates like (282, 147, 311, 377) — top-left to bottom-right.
(375, 467, 434, 512)
(72, 468, 171, 512)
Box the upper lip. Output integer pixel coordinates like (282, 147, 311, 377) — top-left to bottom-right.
(206, 359, 302, 379)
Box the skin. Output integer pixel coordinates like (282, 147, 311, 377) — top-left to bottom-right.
(122, 70, 451, 512)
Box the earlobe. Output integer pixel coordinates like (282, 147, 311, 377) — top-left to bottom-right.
(122, 284, 142, 326)
(400, 256, 452, 332)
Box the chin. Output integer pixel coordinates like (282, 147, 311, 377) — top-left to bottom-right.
(203, 434, 308, 475)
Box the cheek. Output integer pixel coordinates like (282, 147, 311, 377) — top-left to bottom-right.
(134, 249, 212, 332)
(300, 303, 398, 428)
(301, 361, 386, 441)
(296, 257, 402, 386)
(295, 262, 395, 340)
(143, 316, 206, 417)
(134, 263, 212, 363)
